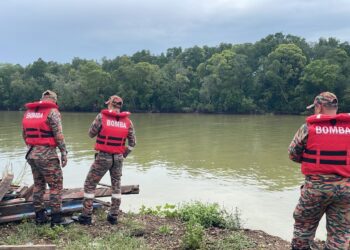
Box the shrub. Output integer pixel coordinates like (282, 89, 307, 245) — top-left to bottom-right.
(182, 221, 204, 250)
(178, 201, 225, 228)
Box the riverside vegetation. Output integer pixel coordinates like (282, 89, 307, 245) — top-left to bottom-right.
(0, 201, 293, 249)
(1, 33, 350, 114)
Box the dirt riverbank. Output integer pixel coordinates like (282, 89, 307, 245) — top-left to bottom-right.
(0, 207, 325, 249)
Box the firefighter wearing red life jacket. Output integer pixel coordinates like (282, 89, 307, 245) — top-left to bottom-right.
(22, 90, 72, 227)
(74, 95, 136, 225)
(288, 92, 350, 250)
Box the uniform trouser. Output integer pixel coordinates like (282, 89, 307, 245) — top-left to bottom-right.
(28, 158, 63, 214)
(82, 153, 123, 218)
(292, 175, 350, 250)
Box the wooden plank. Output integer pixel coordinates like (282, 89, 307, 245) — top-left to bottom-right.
(14, 186, 26, 197)
(0, 245, 56, 249)
(0, 198, 26, 205)
(0, 173, 14, 201)
(17, 186, 29, 197)
(21, 185, 34, 200)
(97, 183, 111, 188)
(26, 185, 139, 202)
(94, 198, 111, 207)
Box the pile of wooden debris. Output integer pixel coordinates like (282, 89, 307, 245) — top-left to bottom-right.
(0, 171, 139, 223)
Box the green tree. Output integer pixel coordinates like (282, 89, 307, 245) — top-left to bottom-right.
(257, 43, 307, 113)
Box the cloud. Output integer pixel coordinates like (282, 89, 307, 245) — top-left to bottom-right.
(1, 0, 350, 65)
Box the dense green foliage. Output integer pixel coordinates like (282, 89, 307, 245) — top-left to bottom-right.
(2, 33, 350, 114)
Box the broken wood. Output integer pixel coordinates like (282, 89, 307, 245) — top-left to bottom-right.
(0, 172, 140, 224)
(0, 198, 26, 205)
(0, 173, 14, 201)
(21, 185, 34, 201)
(14, 186, 26, 194)
(26, 185, 139, 202)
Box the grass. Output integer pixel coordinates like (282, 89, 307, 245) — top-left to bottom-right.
(139, 201, 242, 230)
(158, 225, 172, 235)
(209, 231, 256, 250)
(1, 220, 146, 249)
(64, 231, 146, 250)
(139, 201, 248, 249)
(139, 203, 178, 218)
(2, 222, 69, 245)
(182, 221, 204, 250)
(0, 201, 252, 250)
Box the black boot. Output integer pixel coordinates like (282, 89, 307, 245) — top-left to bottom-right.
(72, 214, 92, 225)
(51, 213, 74, 227)
(107, 214, 117, 225)
(35, 209, 48, 225)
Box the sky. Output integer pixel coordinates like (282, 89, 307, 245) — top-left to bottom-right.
(1, 0, 350, 65)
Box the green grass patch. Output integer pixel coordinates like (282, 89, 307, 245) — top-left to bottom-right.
(158, 225, 172, 235)
(2, 222, 69, 245)
(1, 220, 146, 250)
(139, 203, 178, 218)
(120, 214, 146, 237)
(140, 201, 242, 230)
(95, 207, 107, 222)
(208, 231, 255, 250)
(182, 221, 204, 250)
(63, 231, 147, 250)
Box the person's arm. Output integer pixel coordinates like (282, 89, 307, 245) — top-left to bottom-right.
(22, 128, 31, 149)
(48, 109, 68, 167)
(22, 128, 26, 143)
(288, 123, 308, 163)
(123, 120, 136, 158)
(88, 113, 102, 138)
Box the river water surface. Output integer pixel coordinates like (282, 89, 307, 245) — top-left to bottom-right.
(0, 111, 327, 241)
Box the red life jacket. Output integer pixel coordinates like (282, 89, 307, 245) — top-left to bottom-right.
(22, 101, 58, 147)
(301, 113, 350, 177)
(94, 109, 131, 154)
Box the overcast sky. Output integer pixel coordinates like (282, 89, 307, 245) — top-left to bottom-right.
(1, 0, 350, 65)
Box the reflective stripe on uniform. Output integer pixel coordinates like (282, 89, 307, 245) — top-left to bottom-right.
(84, 192, 95, 199)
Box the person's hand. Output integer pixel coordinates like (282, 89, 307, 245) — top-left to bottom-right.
(61, 154, 68, 167)
(123, 148, 131, 159)
(123, 152, 128, 159)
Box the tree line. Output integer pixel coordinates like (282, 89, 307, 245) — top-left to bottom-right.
(1, 33, 350, 114)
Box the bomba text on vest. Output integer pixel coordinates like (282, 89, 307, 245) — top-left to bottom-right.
(316, 126, 350, 135)
(26, 112, 44, 119)
(106, 120, 127, 128)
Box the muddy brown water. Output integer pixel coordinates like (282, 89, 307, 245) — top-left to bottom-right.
(0, 111, 327, 240)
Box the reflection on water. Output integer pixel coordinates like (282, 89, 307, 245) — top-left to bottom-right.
(0, 111, 327, 240)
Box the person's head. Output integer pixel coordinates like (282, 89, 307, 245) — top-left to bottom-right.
(105, 95, 123, 111)
(41, 90, 57, 103)
(306, 92, 338, 115)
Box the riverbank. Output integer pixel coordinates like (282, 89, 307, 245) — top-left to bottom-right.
(0, 202, 323, 250)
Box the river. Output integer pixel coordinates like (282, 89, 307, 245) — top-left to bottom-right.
(0, 111, 327, 241)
